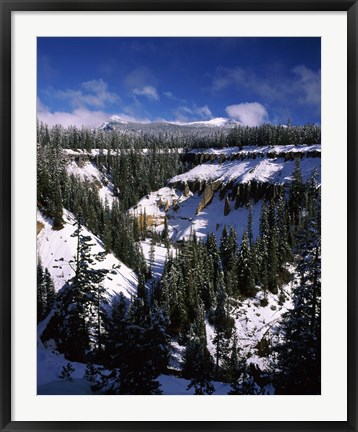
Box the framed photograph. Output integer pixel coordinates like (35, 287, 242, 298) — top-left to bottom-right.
(1, 1, 357, 431)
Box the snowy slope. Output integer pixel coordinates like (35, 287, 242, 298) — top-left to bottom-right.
(170, 155, 320, 185)
(37, 209, 137, 300)
(130, 186, 260, 243)
(140, 239, 175, 279)
(66, 160, 116, 206)
(99, 116, 239, 131)
(63, 148, 184, 157)
(130, 146, 320, 243)
(206, 281, 293, 373)
(189, 144, 321, 156)
(174, 117, 240, 128)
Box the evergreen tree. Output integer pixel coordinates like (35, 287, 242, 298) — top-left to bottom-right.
(43, 267, 56, 316)
(247, 201, 254, 247)
(220, 226, 238, 296)
(212, 284, 234, 379)
(276, 193, 292, 266)
(42, 218, 108, 362)
(117, 300, 169, 395)
(182, 303, 215, 395)
(275, 225, 321, 395)
(149, 235, 156, 275)
(37, 261, 46, 323)
(227, 333, 244, 394)
(267, 200, 279, 293)
(288, 158, 305, 229)
(162, 215, 170, 248)
(102, 198, 112, 253)
(105, 292, 128, 368)
(37, 262, 56, 323)
(206, 233, 222, 294)
(237, 231, 256, 297)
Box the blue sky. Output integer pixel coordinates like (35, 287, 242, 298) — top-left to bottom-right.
(37, 37, 321, 128)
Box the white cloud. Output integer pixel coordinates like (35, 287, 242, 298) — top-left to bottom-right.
(212, 65, 321, 109)
(124, 67, 156, 89)
(197, 105, 212, 118)
(37, 98, 150, 127)
(174, 104, 212, 122)
(37, 97, 48, 112)
(291, 65, 320, 106)
(37, 107, 110, 128)
(163, 91, 174, 99)
(133, 85, 159, 101)
(225, 102, 268, 126)
(163, 91, 187, 104)
(212, 67, 246, 92)
(109, 114, 150, 124)
(44, 79, 120, 109)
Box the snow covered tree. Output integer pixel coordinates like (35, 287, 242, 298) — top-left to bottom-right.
(117, 300, 170, 395)
(149, 235, 156, 275)
(182, 304, 215, 395)
(59, 363, 75, 381)
(212, 282, 234, 379)
(219, 226, 238, 296)
(37, 262, 46, 323)
(288, 158, 305, 229)
(276, 192, 292, 266)
(102, 198, 112, 253)
(247, 201, 254, 247)
(226, 333, 245, 394)
(37, 262, 56, 323)
(42, 218, 108, 362)
(274, 225, 321, 395)
(43, 268, 56, 316)
(162, 215, 170, 248)
(267, 200, 279, 293)
(237, 231, 256, 297)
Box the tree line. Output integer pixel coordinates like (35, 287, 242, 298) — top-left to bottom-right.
(37, 119, 320, 152)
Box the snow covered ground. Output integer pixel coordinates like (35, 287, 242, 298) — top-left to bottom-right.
(132, 186, 262, 243)
(37, 308, 230, 395)
(37, 208, 138, 300)
(140, 239, 175, 279)
(189, 144, 321, 157)
(206, 281, 294, 373)
(63, 148, 184, 157)
(66, 160, 116, 206)
(130, 147, 320, 243)
(37, 145, 314, 395)
(170, 155, 320, 185)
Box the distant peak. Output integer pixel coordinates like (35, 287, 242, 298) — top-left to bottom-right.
(165, 117, 241, 128)
(109, 115, 129, 124)
(99, 116, 241, 131)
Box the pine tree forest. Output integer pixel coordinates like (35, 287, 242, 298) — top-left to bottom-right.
(37, 121, 321, 396)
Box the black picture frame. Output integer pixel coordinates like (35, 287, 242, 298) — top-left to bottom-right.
(1, 1, 357, 431)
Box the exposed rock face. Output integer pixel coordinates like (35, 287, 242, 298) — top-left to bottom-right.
(224, 196, 231, 216)
(196, 181, 221, 214)
(183, 183, 190, 197)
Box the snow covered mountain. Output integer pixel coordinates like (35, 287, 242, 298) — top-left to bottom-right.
(99, 116, 240, 133)
(172, 117, 240, 128)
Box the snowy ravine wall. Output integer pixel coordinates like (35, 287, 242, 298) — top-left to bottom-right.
(36, 143, 321, 395)
(37, 208, 138, 298)
(130, 144, 321, 243)
(59, 144, 320, 245)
